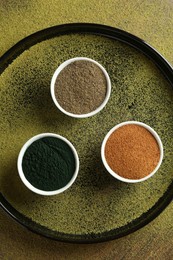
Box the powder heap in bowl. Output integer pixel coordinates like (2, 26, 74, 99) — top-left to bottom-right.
(54, 59, 108, 115)
(104, 123, 162, 180)
(20, 135, 78, 194)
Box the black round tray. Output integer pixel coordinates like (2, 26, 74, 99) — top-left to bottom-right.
(0, 23, 173, 243)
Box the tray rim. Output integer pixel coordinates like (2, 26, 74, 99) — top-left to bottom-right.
(0, 22, 173, 243)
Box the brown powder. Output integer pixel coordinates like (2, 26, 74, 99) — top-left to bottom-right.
(54, 60, 107, 114)
(105, 124, 160, 179)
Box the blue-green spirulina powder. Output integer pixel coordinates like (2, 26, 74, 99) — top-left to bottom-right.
(22, 137, 76, 191)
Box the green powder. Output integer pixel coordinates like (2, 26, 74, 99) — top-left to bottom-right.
(22, 137, 76, 191)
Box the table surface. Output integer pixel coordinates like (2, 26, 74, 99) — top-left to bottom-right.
(0, 0, 173, 259)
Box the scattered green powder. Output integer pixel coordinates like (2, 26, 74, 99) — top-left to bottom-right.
(22, 137, 76, 191)
(0, 34, 173, 235)
(54, 60, 107, 114)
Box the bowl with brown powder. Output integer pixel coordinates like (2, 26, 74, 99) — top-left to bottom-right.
(50, 57, 111, 118)
(101, 121, 163, 183)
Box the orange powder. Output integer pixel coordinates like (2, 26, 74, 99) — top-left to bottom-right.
(105, 124, 160, 179)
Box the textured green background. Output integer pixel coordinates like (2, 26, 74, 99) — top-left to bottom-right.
(0, 0, 173, 259)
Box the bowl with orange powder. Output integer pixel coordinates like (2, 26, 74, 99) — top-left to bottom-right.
(101, 121, 163, 183)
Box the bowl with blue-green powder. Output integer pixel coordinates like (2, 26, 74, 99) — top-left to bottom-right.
(17, 133, 79, 195)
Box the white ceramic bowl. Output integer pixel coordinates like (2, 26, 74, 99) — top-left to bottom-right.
(17, 133, 79, 195)
(50, 57, 111, 118)
(101, 121, 163, 183)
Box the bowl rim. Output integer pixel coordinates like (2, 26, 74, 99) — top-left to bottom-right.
(17, 133, 79, 195)
(101, 121, 164, 183)
(50, 57, 111, 118)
